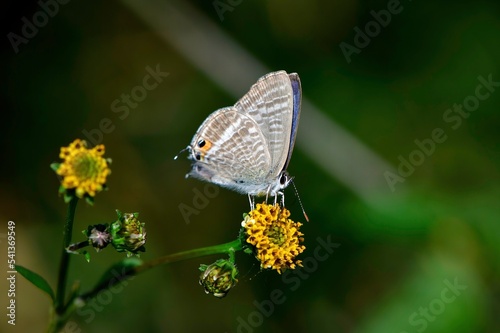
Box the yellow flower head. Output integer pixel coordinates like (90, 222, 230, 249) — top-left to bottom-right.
(52, 139, 111, 201)
(242, 203, 305, 274)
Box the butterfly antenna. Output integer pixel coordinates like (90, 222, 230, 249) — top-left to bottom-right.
(292, 180, 309, 222)
(249, 268, 262, 281)
(247, 264, 263, 281)
(174, 146, 190, 160)
(239, 262, 260, 282)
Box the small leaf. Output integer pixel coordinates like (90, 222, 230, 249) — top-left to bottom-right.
(50, 163, 60, 172)
(85, 195, 94, 206)
(95, 257, 142, 287)
(16, 265, 55, 301)
(58, 185, 66, 194)
(64, 193, 73, 203)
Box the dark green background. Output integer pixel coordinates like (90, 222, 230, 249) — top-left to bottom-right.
(2, 0, 499, 332)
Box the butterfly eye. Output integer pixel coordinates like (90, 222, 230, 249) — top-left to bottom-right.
(197, 139, 206, 148)
(280, 173, 288, 185)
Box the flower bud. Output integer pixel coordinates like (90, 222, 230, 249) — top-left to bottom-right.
(199, 259, 238, 298)
(110, 210, 147, 257)
(85, 224, 111, 252)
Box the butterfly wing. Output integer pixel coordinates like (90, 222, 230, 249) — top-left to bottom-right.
(188, 107, 272, 194)
(234, 71, 301, 178)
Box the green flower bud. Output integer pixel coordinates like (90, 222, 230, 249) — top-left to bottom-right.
(110, 210, 147, 257)
(199, 259, 238, 298)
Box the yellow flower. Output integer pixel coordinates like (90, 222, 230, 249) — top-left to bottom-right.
(242, 203, 305, 274)
(53, 139, 111, 200)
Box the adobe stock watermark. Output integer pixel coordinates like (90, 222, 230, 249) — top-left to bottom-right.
(60, 266, 135, 333)
(339, 0, 404, 64)
(236, 235, 340, 333)
(213, 0, 243, 21)
(7, 0, 71, 54)
(400, 277, 467, 333)
(82, 64, 169, 146)
(178, 184, 220, 224)
(385, 74, 499, 192)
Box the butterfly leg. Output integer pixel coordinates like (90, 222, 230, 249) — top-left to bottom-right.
(277, 190, 285, 207)
(248, 194, 255, 210)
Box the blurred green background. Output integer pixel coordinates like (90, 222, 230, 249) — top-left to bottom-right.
(1, 0, 499, 332)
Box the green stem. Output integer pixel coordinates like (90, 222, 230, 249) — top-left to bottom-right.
(55, 197, 78, 313)
(79, 238, 243, 302)
(137, 238, 242, 274)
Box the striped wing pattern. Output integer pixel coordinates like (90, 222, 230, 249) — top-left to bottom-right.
(189, 108, 272, 194)
(234, 71, 294, 177)
(187, 71, 299, 196)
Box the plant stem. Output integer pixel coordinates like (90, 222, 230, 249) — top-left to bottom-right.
(138, 238, 242, 274)
(79, 238, 243, 302)
(55, 197, 78, 313)
(66, 240, 90, 252)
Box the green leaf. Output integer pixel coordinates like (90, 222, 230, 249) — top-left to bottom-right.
(16, 265, 55, 301)
(50, 163, 60, 172)
(95, 258, 142, 287)
(84, 195, 94, 206)
(58, 185, 66, 194)
(243, 247, 253, 255)
(83, 251, 90, 263)
(64, 193, 73, 203)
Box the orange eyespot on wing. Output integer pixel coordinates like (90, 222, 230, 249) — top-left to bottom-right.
(193, 139, 213, 161)
(197, 139, 213, 152)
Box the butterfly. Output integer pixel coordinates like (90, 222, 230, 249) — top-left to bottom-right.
(183, 71, 301, 207)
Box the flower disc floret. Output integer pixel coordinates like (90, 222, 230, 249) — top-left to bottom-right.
(242, 203, 305, 274)
(52, 139, 111, 201)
